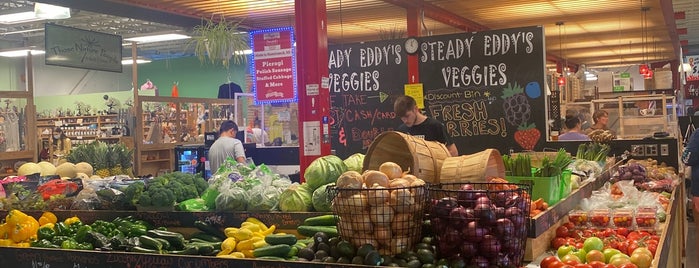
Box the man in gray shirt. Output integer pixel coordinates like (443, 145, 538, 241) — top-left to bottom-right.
(208, 120, 246, 173)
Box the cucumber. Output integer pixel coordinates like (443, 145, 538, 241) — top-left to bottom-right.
(130, 246, 161, 254)
(256, 256, 287, 261)
(193, 220, 226, 239)
(153, 238, 171, 250)
(146, 230, 186, 249)
(302, 215, 337, 226)
(253, 244, 292, 258)
(264, 234, 298, 246)
(296, 225, 338, 238)
(168, 246, 198, 255)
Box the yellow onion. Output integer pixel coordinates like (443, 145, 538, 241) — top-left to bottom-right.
(379, 162, 403, 179)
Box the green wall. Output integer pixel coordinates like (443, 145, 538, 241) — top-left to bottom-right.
(135, 56, 249, 98)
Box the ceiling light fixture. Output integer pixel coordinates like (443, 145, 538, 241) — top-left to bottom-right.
(0, 3, 70, 25)
(0, 48, 45, 57)
(121, 57, 152, 65)
(123, 33, 191, 44)
(556, 21, 566, 87)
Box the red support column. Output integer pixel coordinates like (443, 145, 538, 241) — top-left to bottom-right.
(406, 7, 420, 83)
(295, 0, 330, 180)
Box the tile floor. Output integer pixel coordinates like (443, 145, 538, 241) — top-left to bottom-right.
(687, 214, 697, 268)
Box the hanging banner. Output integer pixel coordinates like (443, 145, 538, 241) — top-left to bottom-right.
(686, 55, 699, 81)
(44, 24, 122, 73)
(250, 27, 297, 104)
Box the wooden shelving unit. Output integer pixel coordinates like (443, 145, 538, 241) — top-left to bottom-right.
(36, 114, 124, 146)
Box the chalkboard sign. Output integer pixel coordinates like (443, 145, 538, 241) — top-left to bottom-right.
(45, 24, 123, 73)
(417, 26, 547, 154)
(328, 40, 408, 159)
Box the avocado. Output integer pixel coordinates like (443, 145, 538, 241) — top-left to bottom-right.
(381, 255, 393, 265)
(336, 240, 355, 258)
(313, 232, 329, 244)
(336, 257, 351, 264)
(322, 256, 337, 263)
(356, 243, 375, 258)
(363, 250, 382, 266)
(407, 259, 423, 268)
(351, 256, 364, 265)
(316, 242, 331, 254)
(314, 250, 329, 260)
(450, 258, 466, 268)
(416, 249, 435, 264)
(298, 248, 315, 260)
(328, 237, 340, 247)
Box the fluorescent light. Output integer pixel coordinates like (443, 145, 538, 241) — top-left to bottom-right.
(122, 57, 152, 65)
(124, 33, 190, 44)
(0, 7, 41, 24)
(34, 3, 70, 20)
(0, 49, 45, 57)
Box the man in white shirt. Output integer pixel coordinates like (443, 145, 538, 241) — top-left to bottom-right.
(208, 120, 246, 173)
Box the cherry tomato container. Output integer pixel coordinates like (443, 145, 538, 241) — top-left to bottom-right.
(589, 208, 611, 229)
(612, 208, 634, 228)
(635, 207, 658, 231)
(567, 210, 589, 229)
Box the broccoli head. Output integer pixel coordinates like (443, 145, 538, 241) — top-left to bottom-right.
(149, 187, 175, 207)
(137, 192, 152, 206)
(193, 176, 209, 195)
(123, 181, 145, 206)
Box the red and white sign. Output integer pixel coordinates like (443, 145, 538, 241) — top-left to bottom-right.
(251, 28, 296, 103)
(686, 55, 699, 81)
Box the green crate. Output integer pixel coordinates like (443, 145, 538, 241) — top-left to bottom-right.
(505, 174, 561, 206)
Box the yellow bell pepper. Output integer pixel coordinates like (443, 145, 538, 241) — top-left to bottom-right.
(38, 212, 57, 226)
(12, 242, 30, 248)
(244, 217, 269, 232)
(5, 210, 30, 226)
(9, 216, 39, 243)
(40, 223, 55, 230)
(0, 239, 13, 247)
(64, 216, 81, 226)
(224, 227, 239, 238)
(0, 223, 7, 239)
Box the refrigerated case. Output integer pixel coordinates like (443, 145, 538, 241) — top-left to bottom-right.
(174, 145, 210, 179)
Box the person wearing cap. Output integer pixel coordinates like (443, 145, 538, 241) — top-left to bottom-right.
(208, 120, 247, 172)
(393, 95, 458, 156)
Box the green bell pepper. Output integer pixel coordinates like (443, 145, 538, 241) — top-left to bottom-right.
(51, 235, 71, 246)
(61, 239, 80, 250)
(37, 227, 56, 240)
(30, 239, 60, 249)
(77, 242, 94, 250)
(54, 222, 71, 236)
(75, 225, 93, 243)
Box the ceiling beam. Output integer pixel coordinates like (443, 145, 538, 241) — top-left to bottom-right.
(659, 0, 681, 60)
(380, 0, 488, 32)
(36, 0, 202, 29)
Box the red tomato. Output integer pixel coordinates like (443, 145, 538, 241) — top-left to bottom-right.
(575, 242, 585, 249)
(552, 237, 568, 249)
(540, 256, 560, 268)
(627, 243, 640, 255)
(556, 226, 570, 238)
(582, 229, 594, 238)
(619, 263, 639, 268)
(603, 265, 617, 268)
(646, 243, 657, 256)
(588, 261, 607, 268)
(564, 221, 576, 230)
(627, 231, 642, 241)
(616, 227, 629, 236)
(574, 264, 593, 268)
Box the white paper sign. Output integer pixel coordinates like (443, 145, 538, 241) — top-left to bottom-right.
(306, 84, 319, 96)
(321, 77, 330, 88)
(303, 121, 321, 156)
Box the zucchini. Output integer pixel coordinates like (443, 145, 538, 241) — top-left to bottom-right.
(130, 246, 161, 254)
(138, 235, 163, 252)
(296, 225, 338, 238)
(302, 215, 337, 226)
(256, 256, 287, 261)
(191, 232, 223, 242)
(264, 234, 298, 246)
(146, 230, 186, 249)
(253, 244, 292, 258)
(153, 238, 171, 250)
(168, 246, 198, 255)
(193, 220, 226, 239)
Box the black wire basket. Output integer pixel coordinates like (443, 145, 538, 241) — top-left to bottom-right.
(427, 182, 532, 268)
(328, 184, 428, 255)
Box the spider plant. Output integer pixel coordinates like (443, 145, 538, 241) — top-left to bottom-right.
(190, 16, 249, 69)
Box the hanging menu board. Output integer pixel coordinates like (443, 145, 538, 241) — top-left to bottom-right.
(328, 40, 407, 159)
(44, 24, 123, 73)
(418, 26, 547, 154)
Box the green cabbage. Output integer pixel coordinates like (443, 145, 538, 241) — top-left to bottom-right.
(304, 155, 347, 190)
(343, 153, 365, 173)
(278, 183, 314, 212)
(214, 186, 248, 211)
(312, 183, 334, 212)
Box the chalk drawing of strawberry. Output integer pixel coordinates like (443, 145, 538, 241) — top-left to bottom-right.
(514, 122, 540, 151)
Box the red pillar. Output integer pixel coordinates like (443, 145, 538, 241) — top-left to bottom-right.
(295, 0, 330, 180)
(406, 7, 420, 83)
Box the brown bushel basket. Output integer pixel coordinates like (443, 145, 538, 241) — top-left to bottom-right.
(363, 131, 450, 184)
(328, 184, 428, 256)
(440, 149, 506, 184)
(428, 182, 531, 267)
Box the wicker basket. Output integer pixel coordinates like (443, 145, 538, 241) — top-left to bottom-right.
(440, 149, 506, 183)
(428, 182, 531, 267)
(328, 184, 428, 255)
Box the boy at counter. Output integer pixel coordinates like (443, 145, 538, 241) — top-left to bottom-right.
(393, 95, 458, 156)
(208, 120, 246, 172)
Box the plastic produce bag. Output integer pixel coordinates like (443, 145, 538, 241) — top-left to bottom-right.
(215, 185, 248, 211)
(247, 184, 283, 211)
(70, 187, 100, 210)
(178, 198, 209, 211)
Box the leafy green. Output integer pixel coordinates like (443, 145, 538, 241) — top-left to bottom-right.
(304, 155, 348, 190)
(343, 153, 365, 173)
(312, 183, 334, 212)
(278, 183, 314, 212)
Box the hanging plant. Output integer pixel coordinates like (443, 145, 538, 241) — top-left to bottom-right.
(190, 16, 249, 68)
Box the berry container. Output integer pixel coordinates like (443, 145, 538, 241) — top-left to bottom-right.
(589, 208, 611, 229)
(612, 208, 634, 228)
(568, 210, 589, 229)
